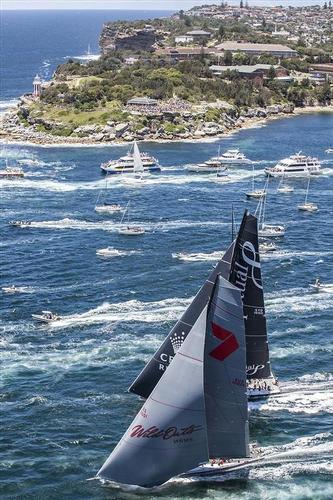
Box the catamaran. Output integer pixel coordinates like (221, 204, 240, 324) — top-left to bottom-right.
(265, 152, 321, 177)
(97, 211, 279, 487)
(297, 176, 318, 212)
(100, 142, 161, 175)
(118, 201, 145, 235)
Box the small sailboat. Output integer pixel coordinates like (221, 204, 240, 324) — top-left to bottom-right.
(277, 172, 294, 193)
(118, 201, 145, 235)
(95, 179, 122, 214)
(256, 180, 285, 237)
(245, 165, 266, 199)
(298, 176, 318, 212)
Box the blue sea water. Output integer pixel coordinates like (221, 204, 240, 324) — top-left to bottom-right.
(1, 9, 333, 500)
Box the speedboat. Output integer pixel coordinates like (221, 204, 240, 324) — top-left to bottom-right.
(265, 152, 321, 177)
(0, 166, 24, 178)
(9, 220, 32, 228)
(277, 185, 294, 193)
(96, 247, 124, 257)
(325, 148, 333, 154)
(100, 142, 160, 175)
(32, 311, 60, 323)
(259, 224, 285, 238)
(118, 225, 145, 236)
(214, 149, 252, 165)
(310, 282, 333, 293)
(259, 241, 276, 253)
(298, 202, 318, 212)
(2, 285, 25, 294)
(95, 203, 122, 214)
(246, 189, 266, 199)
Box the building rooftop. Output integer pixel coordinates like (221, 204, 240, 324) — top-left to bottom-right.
(215, 42, 297, 53)
(186, 30, 212, 36)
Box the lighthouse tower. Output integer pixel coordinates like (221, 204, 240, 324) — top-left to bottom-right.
(33, 74, 42, 97)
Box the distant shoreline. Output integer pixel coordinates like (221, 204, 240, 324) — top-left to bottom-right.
(1, 105, 332, 149)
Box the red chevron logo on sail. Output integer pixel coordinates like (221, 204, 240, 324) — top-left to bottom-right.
(209, 322, 239, 361)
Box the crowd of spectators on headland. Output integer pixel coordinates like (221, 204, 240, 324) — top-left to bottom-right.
(125, 97, 192, 115)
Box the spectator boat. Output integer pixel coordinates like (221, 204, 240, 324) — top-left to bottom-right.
(0, 166, 24, 178)
(297, 176, 318, 212)
(31, 311, 61, 323)
(265, 152, 321, 177)
(100, 141, 160, 174)
(214, 148, 252, 165)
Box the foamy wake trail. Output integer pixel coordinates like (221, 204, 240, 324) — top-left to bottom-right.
(261, 249, 333, 261)
(266, 287, 333, 314)
(0, 178, 106, 192)
(96, 247, 138, 258)
(10, 218, 228, 233)
(250, 373, 333, 415)
(49, 297, 191, 329)
(172, 250, 223, 262)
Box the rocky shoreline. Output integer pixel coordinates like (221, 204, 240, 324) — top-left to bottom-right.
(1, 102, 332, 148)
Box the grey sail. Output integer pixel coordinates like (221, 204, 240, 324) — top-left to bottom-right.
(129, 241, 235, 399)
(204, 277, 249, 458)
(229, 211, 272, 380)
(98, 306, 209, 487)
(98, 276, 248, 487)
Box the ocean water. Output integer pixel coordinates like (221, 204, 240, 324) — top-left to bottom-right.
(1, 9, 333, 500)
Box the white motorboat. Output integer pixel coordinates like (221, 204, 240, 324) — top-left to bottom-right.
(0, 166, 24, 178)
(118, 226, 145, 236)
(2, 285, 25, 294)
(265, 152, 321, 177)
(9, 220, 32, 228)
(259, 241, 276, 253)
(325, 148, 333, 154)
(310, 283, 333, 293)
(32, 311, 60, 323)
(187, 160, 222, 173)
(95, 203, 122, 214)
(96, 247, 124, 257)
(100, 141, 160, 174)
(297, 176, 318, 212)
(214, 148, 252, 165)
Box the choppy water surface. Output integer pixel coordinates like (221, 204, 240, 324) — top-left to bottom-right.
(1, 113, 333, 499)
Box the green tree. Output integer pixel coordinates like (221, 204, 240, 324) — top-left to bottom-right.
(267, 66, 276, 80)
(223, 50, 233, 65)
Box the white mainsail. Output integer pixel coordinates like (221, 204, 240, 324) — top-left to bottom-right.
(133, 141, 145, 175)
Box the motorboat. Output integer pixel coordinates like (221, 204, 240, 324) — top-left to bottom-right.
(325, 148, 333, 154)
(187, 158, 224, 173)
(2, 285, 25, 294)
(100, 141, 160, 174)
(310, 282, 333, 293)
(0, 166, 24, 178)
(259, 241, 276, 253)
(213, 148, 252, 165)
(95, 203, 122, 214)
(259, 224, 285, 237)
(265, 152, 321, 177)
(96, 247, 125, 257)
(297, 176, 318, 212)
(9, 220, 32, 228)
(118, 225, 145, 236)
(32, 311, 60, 323)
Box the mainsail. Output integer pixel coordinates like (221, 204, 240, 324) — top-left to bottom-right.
(133, 141, 144, 174)
(229, 211, 272, 380)
(129, 242, 235, 398)
(97, 276, 248, 487)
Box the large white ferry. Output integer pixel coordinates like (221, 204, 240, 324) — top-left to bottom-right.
(100, 142, 161, 175)
(265, 152, 321, 177)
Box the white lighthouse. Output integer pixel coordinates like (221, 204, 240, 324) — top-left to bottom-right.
(33, 74, 42, 97)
